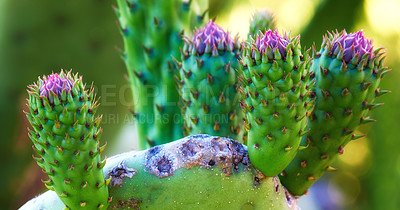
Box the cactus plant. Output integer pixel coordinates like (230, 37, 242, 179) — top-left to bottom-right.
(280, 30, 389, 196)
(239, 30, 314, 177)
(114, 0, 208, 149)
(21, 134, 298, 210)
(25, 71, 110, 209)
(248, 9, 276, 38)
(179, 20, 243, 140)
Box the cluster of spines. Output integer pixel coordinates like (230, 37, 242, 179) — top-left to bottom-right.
(239, 30, 315, 177)
(26, 71, 110, 209)
(178, 20, 243, 140)
(280, 30, 389, 196)
(114, 0, 208, 149)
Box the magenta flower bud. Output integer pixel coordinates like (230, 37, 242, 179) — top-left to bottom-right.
(40, 73, 73, 99)
(331, 30, 373, 63)
(191, 20, 235, 54)
(255, 30, 289, 58)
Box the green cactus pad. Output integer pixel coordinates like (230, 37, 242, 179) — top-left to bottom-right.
(26, 71, 109, 209)
(21, 135, 298, 210)
(115, 0, 208, 149)
(179, 20, 243, 140)
(280, 30, 389, 195)
(239, 30, 314, 177)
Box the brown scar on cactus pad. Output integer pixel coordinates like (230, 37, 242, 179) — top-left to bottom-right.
(145, 135, 250, 178)
(21, 134, 298, 210)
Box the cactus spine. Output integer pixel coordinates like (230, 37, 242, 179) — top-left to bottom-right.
(179, 20, 243, 140)
(115, 0, 208, 149)
(25, 71, 109, 209)
(21, 135, 298, 210)
(239, 30, 313, 177)
(280, 30, 389, 195)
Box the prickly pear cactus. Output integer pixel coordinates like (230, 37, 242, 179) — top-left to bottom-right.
(280, 30, 389, 195)
(248, 9, 276, 37)
(115, 0, 208, 149)
(21, 135, 298, 210)
(25, 71, 109, 209)
(179, 20, 243, 140)
(239, 30, 314, 177)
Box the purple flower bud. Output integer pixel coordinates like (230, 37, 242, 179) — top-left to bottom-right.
(255, 30, 289, 58)
(192, 20, 235, 54)
(331, 30, 373, 63)
(40, 73, 73, 98)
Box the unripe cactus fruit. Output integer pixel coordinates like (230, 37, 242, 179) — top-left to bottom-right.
(179, 20, 243, 140)
(280, 30, 389, 196)
(248, 9, 276, 37)
(239, 30, 314, 177)
(25, 70, 109, 209)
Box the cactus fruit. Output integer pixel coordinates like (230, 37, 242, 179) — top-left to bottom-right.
(239, 30, 314, 177)
(25, 71, 109, 209)
(248, 9, 276, 38)
(21, 135, 298, 210)
(179, 20, 243, 140)
(280, 30, 389, 195)
(115, 0, 208, 149)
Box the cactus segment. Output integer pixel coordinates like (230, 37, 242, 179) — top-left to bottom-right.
(115, 0, 209, 149)
(26, 70, 109, 209)
(179, 20, 243, 140)
(21, 135, 298, 210)
(248, 9, 276, 37)
(239, 30, 313, 177)
(280, 30, 388, 195)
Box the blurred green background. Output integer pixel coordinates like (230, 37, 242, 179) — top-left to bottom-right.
(1, 0, 399, 209)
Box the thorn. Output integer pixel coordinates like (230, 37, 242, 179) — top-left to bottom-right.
(320, 153, 329, 160)
(273, 112, 279, 119)
(80, 201, 87, 207)
(341, 88, 350, 96)
(360, 116, 376, 124)
(326, 166, 338, 172)
(207, 74, 214, 85)
(301, 161, 307, 167)
(298, 145, 309, 151)
(307, 175, 316, 181)
(352, 133, 366, 140)
(281, 127, 287, 134)
(344, 108, 352, 116)
(213, 121, 220, 131)
(202, 104, 210, 114)
(375, 89, 390, 97)
(255, 118, 263, 125)
(81, 181, 88, 189)
(141, 44, 152, 54)
(59, 192, 68, 198)
(266, 134, 273, 141)
(219, 92, 225, 103)
(361, 82, 373, 91)
(321, 89, 330, 99)
(299, 129, 310, 136)
(338, 145, 344, 154)
(224, 63, 231, 74)
(284, 146, 292, 152)
(153, 16, 160, 26)
(195, 57, 204, 68)
(343, 128, 353, 135)
(322, 135, 330, 141)
(190, 89, 199, 99)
